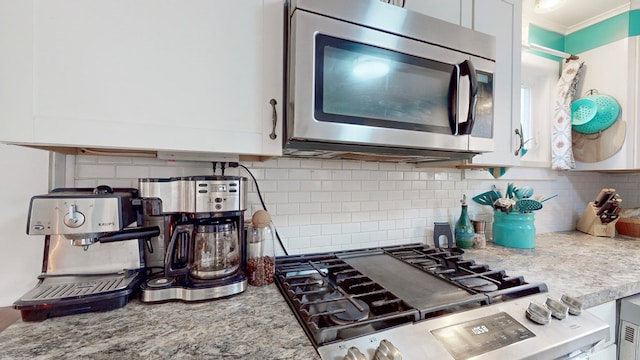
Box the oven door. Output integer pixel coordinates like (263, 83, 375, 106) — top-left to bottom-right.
(287, 9, 494, 153)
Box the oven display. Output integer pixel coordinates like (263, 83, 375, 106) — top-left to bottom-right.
(431, 312, 535, 360)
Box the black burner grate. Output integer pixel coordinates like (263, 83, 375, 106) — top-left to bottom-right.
(274, 244, 547, 348)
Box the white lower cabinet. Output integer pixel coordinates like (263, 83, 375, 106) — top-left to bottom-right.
(0, 0, 283, 157)
(585, 301, 617, 359)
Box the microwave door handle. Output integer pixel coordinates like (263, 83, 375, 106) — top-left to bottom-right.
(458, 59, 478, 135)
(447, 63, 460, 135)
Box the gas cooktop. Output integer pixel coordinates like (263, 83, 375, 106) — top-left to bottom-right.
(274, 244, 608, 359)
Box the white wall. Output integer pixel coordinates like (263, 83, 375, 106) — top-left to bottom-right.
(0, 145, 49, 306)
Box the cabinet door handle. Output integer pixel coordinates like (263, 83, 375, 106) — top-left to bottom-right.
(269, 98, 278, 140)
(514, 128, 523, 156)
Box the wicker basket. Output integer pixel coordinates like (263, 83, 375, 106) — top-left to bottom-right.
(616, 217, 640, 238)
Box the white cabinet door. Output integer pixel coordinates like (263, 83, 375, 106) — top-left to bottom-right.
(0, 0, 282, 157)
(402, 0, 472, 27)
(470, 0, 522, 167)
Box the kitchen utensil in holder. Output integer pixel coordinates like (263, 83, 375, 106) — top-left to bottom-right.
(576, 202, 619, 237)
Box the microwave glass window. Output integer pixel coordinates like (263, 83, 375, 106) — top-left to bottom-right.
(471, 70, 494, 139)
(314, 34, 454, 134)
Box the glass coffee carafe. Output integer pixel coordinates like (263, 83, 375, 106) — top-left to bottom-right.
(165, 219, 240, 280)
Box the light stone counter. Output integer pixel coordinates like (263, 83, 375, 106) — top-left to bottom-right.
(0, 285, 319, 360)
(1, 230, 640, 359)
(468, 231, 640, 308)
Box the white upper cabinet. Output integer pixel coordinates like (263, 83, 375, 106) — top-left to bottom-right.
(0, 0, 283, 157)
(403, 0, 472, 27)
(469, 0, 522, 167)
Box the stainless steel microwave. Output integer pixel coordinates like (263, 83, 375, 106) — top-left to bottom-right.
(283, 0, 496, 163)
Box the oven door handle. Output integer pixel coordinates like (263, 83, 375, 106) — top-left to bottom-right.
(448, 59, 478, 135)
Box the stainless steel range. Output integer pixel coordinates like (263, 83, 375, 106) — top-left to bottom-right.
(274, 244, 609, 359)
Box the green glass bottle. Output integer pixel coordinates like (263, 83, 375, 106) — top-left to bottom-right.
(455, 195, 475, 249)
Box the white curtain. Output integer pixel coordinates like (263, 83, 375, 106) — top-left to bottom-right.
(551, 59, 584, 170)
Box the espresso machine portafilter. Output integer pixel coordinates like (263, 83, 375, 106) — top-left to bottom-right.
(14, 186, 160, 321)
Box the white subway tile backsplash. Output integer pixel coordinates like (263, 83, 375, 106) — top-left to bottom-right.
(275, 203, 300, 215)
(360, 221, 379, 232)
(299, 202, 322, 214)
(300, 180, 323, 192)
(311, 170, 332, 180)
(115, 165, 149, 179)
(311, 213, 332, 225)
(322, 223, 342, 235)
(331, 234, 352, 246)
(71, 155, 621, 254)
(277, 180, 301, 192)
(77, 164, 115, 179)
(331, 170, 351, 180)
(351, 212, 370, 222)
(288, 169, 311, 180)
(265, 169, 289, 180)
(288, 192, 311, 203)
(361, 162, 379, 170)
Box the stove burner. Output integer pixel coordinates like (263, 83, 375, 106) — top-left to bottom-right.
(457, 277, 499, 292)
(326, 296, 370, 325)
(274, 244, 547, 349)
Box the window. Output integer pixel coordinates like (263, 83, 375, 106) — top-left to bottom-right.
(518, 51, 560, 166)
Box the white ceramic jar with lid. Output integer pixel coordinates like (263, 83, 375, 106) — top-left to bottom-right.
(247, 210, 276, 286)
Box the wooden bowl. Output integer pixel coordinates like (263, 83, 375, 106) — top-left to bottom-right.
(616, 217, 640, 238)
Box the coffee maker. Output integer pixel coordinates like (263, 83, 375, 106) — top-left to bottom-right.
(14, 186, 160, 321)
(138, 175, 248, 302)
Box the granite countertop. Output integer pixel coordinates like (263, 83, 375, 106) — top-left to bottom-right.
(0, 285, 320, 360)
(469, 231, 640, 308)
(2, 230, 640, 359)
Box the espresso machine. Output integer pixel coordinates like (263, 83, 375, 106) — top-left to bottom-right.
(14, 186, 160, 321)
(138, 175, 248, 302)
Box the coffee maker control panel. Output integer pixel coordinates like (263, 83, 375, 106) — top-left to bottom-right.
(139, 176, 247, 214)
(195, 179, 246, 213)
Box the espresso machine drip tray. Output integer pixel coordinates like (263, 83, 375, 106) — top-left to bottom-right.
(14, 272, 144, 322)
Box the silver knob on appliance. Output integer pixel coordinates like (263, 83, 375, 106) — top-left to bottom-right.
(63, 204, 85, 228)
(374, 339, 402, 360)
(344, 347, 367, 360)
(561, 294, 583, 315)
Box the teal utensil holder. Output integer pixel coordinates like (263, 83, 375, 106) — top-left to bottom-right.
(493, 211, 535, 248)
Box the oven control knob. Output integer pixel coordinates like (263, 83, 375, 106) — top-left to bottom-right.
(344, 347, 367, 360)
(374, 339, 402, 360)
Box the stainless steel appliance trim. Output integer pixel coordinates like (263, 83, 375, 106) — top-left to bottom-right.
(18, 275, 137, 301)
(285, 0, 497, 160)
(140, 280, 248, 302)
(317, 293, 609, 360)
(289, 9, 472, 152)
(289, 0, 495, 61)
(138, 177, 247, 213)
(28, 197, 127, 236)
